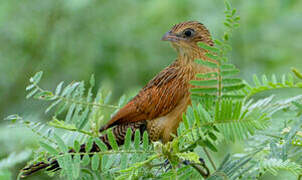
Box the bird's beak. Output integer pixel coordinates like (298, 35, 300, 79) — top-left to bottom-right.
(161, 31, 179, 42)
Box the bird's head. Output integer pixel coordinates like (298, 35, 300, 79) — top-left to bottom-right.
(162, 21, 213, 55)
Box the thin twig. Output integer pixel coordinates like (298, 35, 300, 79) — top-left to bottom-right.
(58, 150, 156, 157)
(203, 147, 216, 170)
(188, 162, 210, 178)
(49, 118, 94, 136)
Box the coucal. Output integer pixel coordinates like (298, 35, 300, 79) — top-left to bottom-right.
(21, 21, 215, 177)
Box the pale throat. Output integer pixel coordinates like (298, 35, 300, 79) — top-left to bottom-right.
(175, 45, 215, 78)
(176, 45, 206, 65)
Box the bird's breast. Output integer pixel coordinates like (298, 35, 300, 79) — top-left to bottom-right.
(147, 93, 191, 143)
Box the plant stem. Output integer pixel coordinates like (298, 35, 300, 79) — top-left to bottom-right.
(203, 147, 216, 170)
(33, 83, 119, 109)
(188, 162, 210, 178)
(49, 119, 93, 136)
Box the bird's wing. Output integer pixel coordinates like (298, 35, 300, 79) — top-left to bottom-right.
(100, 61, 188, 132)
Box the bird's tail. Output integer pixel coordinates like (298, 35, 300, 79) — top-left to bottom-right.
(20, 121, 147, 178)
(20, 158, 60, 178)
(20, 135, 111, 178)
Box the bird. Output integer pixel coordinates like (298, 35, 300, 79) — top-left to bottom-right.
(21, 20, 216, 178)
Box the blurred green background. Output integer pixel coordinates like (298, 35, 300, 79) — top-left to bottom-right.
(0, 0, 301, 179)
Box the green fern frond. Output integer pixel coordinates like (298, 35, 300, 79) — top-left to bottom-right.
(208, 153, 254, 180)
(180, 96, 274, 144)
(25, 72, 118, 131)
(245, 74, 302, 98)
(259, 158, 302, 176)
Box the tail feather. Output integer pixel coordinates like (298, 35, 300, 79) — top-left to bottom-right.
(20, 160, 59, 178)
(20, 142, 101, 178)
(20, 121, 147, 178)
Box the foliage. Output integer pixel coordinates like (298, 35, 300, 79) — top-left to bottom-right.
(2, 0, 302, 180)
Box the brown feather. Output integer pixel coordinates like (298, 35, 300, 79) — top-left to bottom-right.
(101, 60, 187, 131)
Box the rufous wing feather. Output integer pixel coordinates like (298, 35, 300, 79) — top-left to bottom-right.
(100, 61, 188, 132)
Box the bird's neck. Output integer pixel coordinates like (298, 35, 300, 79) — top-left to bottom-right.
(175, 46, 217, 79)
(176, 46, 206, 65)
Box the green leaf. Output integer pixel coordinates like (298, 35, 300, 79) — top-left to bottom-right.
(108, 130, 119, 150)
(190, 87, 217, 94)
(208, 132, 217, 141)
(205, 53, 221, 61)
(55, 81, 64, 95)
(193, 107, 201, 126)
(182, 113, 189, 129)
(91, 154, 100, 171)
(221, 64, 235, 70)
(25, 84, 35, 91)
(94, 138, 108, 151)
(55, 102, 68, 116)
(45, 99, 62, 113)
(231, 9, 237, 16)
(26, 88, 38, 99)
(63, 155, 73, 179)
(195, 59, 218, 68)
(74, 140, 81, 152)
(253, 75, 261, 86)
(221, 69, 240, 77)
(223, 22, 232, 27)
(76, 106, 90, 130)
(30, 71, 43, 83)
(223, 84, 245, 92)
(222, 78, 242, 85)
(293, 102, 302, 110)
(82, 154, 90, 166)
(214, 39, 223, 45)
(190, 79, 218, 86)
(234, 23, 240, 28)
(176, 152, 200, 164)
(203, 139, 218, 152)
(292, 68, 302, 80)
(262, 74, 268, 85)
(4, 114, 22, 122)
(101, 155, 108, 171)
(85, 138, 94, 153)
(118, 95, 126, 107)
(224, 33, 229, 40)
(124, 128, 132, 150)
(65, 103, 76, 122)
(120, 154, 128, 169)
(198, 42, 219, 53)
(225, 0, 231, 10)
(271, 74, 277, 84)
(134, 130, 141, 150)
(198, 104, 212, 123)
(90, 74, 95, 87)
(39, 141, 59, 155)
(73, 155, 81, 179)
(34, 91, 54, 100)
(143, 131, 149, 150)
(196, 72, 218, 78)
(226, 18, 233, 23)
(53, 133, 68, 152)
(234, 16, 240, 21)
(61, 82, 80, 97)
(104, 91, 112, 104)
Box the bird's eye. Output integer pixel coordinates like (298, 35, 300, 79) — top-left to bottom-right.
(183, 29, 194, 37)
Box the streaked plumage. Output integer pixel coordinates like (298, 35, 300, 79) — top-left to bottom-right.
(21, 21, 216, 177)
